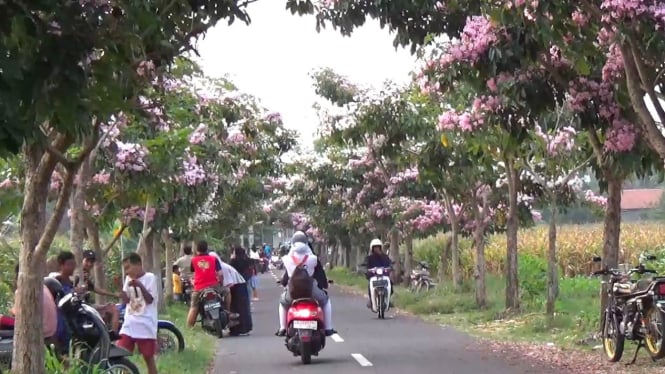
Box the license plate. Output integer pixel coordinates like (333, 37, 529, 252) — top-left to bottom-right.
(204, 301, 221, 311)
(293, 320, 317, 330)
(372, 279, 388, 288)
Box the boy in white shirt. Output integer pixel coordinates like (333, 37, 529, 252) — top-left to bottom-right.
(118, 253, 158, 374)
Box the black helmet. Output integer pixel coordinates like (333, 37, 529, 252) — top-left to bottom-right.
(291, 231, 308, 245)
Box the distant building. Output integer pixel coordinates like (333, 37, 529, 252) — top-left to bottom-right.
(621, 189, 664, 221)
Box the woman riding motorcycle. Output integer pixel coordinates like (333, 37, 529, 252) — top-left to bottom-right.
(363, 239, 394, 308)
(275, 231, 335, 337)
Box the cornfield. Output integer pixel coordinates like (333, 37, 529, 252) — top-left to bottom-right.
(414, 222, 665, 279)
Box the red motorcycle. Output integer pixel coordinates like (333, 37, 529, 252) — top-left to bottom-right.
(284, 298, 326, 364)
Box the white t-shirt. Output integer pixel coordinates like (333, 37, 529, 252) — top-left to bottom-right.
(119, 272, 159, 339)
(220, 261, 246, 286)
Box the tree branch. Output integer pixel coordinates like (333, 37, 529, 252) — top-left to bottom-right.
(627, 36, 665, 126)
(34, 167, 76, 258)
(561, 155, 594, 185)
(103, 224, 127, 256)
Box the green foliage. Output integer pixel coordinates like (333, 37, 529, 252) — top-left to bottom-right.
(518, 254, 547, 308)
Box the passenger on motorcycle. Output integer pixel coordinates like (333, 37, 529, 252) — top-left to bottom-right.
(186, 241, 233, 327)
(276, 231, 336, 337)
(364, 239, 394, 308)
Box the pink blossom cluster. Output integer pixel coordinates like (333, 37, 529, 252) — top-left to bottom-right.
(566, 77, 636, 152)
(100, 112, 128, 148)
(91, 172, 111, 185)
(531, 210, 543, 222)
(571, 8, 589, 27)
(138, 96, 169, 132)
(189, 124, 207, 144)
(0, 178, 16, 189)
(262, 204, 272, 214)
(602, 44, 624, 83)
(50, 171, 63, 191)
(121, 206, 156, 223)
(178, 154, 207, 186)
(408, 200, 446, 233)
(437, 108, 485, 132)
(437, 16, 498, 70)
(584, 189, 608, 208)
(534, 124, 576, 156)
(389, 167, 419, 184)
(114, 141, 149, 172)
(264, 111, 283, 124)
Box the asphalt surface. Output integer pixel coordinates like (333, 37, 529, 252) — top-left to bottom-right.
(211, 270, 559, 373)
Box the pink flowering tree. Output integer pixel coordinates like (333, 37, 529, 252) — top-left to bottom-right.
(312, 68, 437, 279)
(520, 105, 593, 316)
(0, 0, 262, 369)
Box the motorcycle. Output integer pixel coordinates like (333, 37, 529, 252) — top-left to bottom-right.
(181, 277, 193, 305)
(0, 281, 139, 374)
(258, 257, 269, 274)
(270, 255, 284, 270)
(197, 288, 237, 338)
(410, 261, 435, 293)
(368, 267, 392, 319)
(116, 303, 185, 353)
(592, 255, 665, 364)
(284, 298, 326, 364)
(59, 292, 140, 373)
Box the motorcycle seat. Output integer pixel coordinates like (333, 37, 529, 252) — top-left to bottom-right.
(292, 298, 319, 306)
(0, 330, 13, 339)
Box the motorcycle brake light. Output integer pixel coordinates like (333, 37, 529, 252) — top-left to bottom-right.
(205, 292, 218, 300)
(657, 283, 665, 295)
(292, 308, 317, 318)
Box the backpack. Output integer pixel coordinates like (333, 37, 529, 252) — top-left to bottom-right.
(288, 255, 314, 300)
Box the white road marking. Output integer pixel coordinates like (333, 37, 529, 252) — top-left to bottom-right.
(331, 333, 344, 343)
(351, 353, 373, 367)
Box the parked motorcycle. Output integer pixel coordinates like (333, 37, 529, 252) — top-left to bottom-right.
(59, 292, 140, 373)
(182, 277, 193, 305)
(368, 267, 392, 319)
(410, 261, 435, 293)
(116, 303, 185, 353)
(0, 279, 138, 373)
(197, 288, 236, 338)
(592, 255, 665, 364)
(284, 298, 326, 364)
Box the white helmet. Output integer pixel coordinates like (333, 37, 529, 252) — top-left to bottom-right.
(369, 238, 383, 252)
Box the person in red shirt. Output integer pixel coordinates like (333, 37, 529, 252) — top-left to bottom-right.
(186, 240, 232, 327)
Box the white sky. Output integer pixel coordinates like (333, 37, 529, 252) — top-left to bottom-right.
(196, 0, 417, 148)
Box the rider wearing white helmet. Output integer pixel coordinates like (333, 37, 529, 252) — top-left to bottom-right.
(363, 238, 393, 308)
(276, 231, 336, 337)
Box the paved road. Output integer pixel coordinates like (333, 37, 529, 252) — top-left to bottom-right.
(211, 270, 559, 373)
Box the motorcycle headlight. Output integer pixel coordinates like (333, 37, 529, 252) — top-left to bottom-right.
(376, 268, 384, 275)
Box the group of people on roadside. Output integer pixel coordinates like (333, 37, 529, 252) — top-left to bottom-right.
(171, 240, 254, 335)
(1, 250, 160, 374)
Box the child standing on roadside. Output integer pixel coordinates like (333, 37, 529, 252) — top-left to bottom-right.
(118, 253, 158, 374)
(172, 265, 183, 302)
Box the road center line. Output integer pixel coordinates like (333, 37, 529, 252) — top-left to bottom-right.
(331, 333, 344, 342)
(351, 353, 373, 367)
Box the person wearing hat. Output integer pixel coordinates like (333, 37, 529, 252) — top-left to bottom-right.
(78, 249, 122, 332)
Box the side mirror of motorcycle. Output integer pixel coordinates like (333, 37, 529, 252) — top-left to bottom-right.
(646, 254, 658, 261)
(328, 279, 334, 284)
(591, 256, 602, 263)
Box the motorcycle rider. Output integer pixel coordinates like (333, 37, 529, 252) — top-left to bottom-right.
(275, 231, 335, 337)
(363, 238, 394, 308)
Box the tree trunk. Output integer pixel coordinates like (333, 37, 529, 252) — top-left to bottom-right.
(13, 143, 74, 374)
(546, 197, 559, 317)
(600, 177, 623, 325)
(438, 235, 452, 283)
(403, 234, 413, 287)
(88, 220, 107, 305)
(163, 229, 174, 303)
(505, 160, 520, 311)
(473, 226, 487, 309)
(389, 229, 401, 284)
(151, 234, 164, 312)
(69, 153, 95, 277)
(450, 218, 461, 290)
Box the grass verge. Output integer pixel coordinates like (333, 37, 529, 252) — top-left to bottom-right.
(130, 303, 217, 374)
(327, 266, 601, 349)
